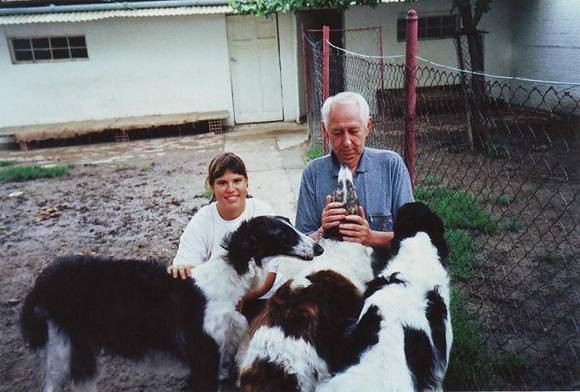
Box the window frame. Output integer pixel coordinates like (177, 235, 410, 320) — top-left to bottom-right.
(397, 14, 459, 42)
(8, 35, 89, 64)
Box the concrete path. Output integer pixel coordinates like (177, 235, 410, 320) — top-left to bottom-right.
(224, 123, 309, 223)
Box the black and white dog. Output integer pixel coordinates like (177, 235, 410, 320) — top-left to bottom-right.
(20, 215, 323, 392)
(317, 202, 452, 392)
(238, 270, 363, 392)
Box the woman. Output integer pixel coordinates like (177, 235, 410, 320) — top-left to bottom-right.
(167, 152, 280, 319)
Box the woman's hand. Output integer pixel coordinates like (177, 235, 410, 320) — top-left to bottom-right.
(166, 265, 193, 280)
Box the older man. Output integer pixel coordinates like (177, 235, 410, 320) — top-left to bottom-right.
(296, 92, 414, 248)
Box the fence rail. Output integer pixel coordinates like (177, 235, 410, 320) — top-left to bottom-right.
(303, 15, 579, 390)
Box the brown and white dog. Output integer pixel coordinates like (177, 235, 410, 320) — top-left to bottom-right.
(237, 270, 363, 392)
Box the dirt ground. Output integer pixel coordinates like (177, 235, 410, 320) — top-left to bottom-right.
(0, 133, 259, 391)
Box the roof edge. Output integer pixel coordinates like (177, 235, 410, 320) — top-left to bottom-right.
(0, 0, 228, 15)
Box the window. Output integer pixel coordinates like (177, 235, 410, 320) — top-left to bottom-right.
(9, 36, 88, 64)
(397, 15, 458, 41)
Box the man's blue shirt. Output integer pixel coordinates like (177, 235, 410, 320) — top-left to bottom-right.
(295, 147, 414, 235)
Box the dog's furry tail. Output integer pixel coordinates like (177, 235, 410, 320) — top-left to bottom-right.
(20, 290, 48, 349)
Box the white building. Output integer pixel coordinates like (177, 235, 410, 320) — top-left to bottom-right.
(0, 0, 577, 142)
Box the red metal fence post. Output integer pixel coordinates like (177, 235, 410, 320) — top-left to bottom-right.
(404, 10, 418, 186)
(322, 25, 330, 154)
(301, 24, 309, 115)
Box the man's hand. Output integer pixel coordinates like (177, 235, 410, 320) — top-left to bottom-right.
(321, 195, 347, 233)
(166, 265, 193, 280)
(339, 206, 373, 246)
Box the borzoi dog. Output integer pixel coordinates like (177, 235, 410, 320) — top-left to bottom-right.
(317, 202, 452, 392)
(238, 270, 363, 392)
(20, 215, 323, 392)
(237, 165, 378, 391)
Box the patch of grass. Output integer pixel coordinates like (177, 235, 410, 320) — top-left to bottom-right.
(499, 217, 524, 232)
(305, 146, 323, 162)
(421, 175, 443, 186)
(0, 165, 69, 183)
(446, 229, 480, 280)
(0, 160, 16, 167)
(536, 251, 561, 264)
(140, 164, 154, 173)
(445, 290, 494, 390)
(202, 188, 213, 200)
(494, 351, 529, 375)
(495, 194, 515, 206)
(114, 163, 137, 172)
(415, 186, 497, 233)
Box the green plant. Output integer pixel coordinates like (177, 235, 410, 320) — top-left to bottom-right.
(495, 194, 514, 206)
(499, 217, 523, 232)
(446, 229, 480, 279)
(114, 163, 137, 172)
(140, 164, 154, 173)
(421, 175, 443, 186)
(305, 146, 323, 163)
(202, 188, 213, 200)
(0, 165, 69, 183)
(0, 160, 16, 167)
(445, 290, 494, 390)
(494, 351, 529, 375)
(535, 251, 561, 264)
(415, 186, 496, 233)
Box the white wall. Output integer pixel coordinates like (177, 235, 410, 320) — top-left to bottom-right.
(344, 0, 514, 76)
(0, 15, 235, 128)
(510, 0, 580, 108)
(277, 12, 300, 122)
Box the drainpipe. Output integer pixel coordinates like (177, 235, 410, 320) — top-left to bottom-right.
(0, 0, 228, 16)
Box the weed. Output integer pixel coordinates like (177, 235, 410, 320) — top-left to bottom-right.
(445, 290, 493, 390)
(494, 352, 529, 375)
(0, 160, 16, 167)
(495, 194, 514, 206)
(114, 163, 137, 172)
(140, 165, 154, 173)
(416, 186, 496, 233)
(305, 146, 323, 162)
(499, 217, 524, 232)
(535, 251, 561, 264)
(0, 165, 69, 183)
(421, 175, 443, 186)
(202, 188, 213, 200)
(446, 229, 480, 280)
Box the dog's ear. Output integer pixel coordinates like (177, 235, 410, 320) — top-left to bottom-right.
(224, 220, 259, 275)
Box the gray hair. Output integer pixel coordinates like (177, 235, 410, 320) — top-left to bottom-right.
(321, 92, 370, 127)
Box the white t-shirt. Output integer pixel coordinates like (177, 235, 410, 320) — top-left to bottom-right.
(173, 198, 284, 298)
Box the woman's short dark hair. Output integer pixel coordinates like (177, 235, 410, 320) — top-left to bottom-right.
(205, 152, 251, 202)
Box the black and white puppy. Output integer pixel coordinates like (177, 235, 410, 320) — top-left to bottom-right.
(20, 215, 323, 392)
(318, 202, 452, 392)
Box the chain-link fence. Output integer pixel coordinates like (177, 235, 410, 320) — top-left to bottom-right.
(304, 30, 579, 391)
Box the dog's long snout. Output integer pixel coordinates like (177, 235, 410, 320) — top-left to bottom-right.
(314, 243, 324, 256)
